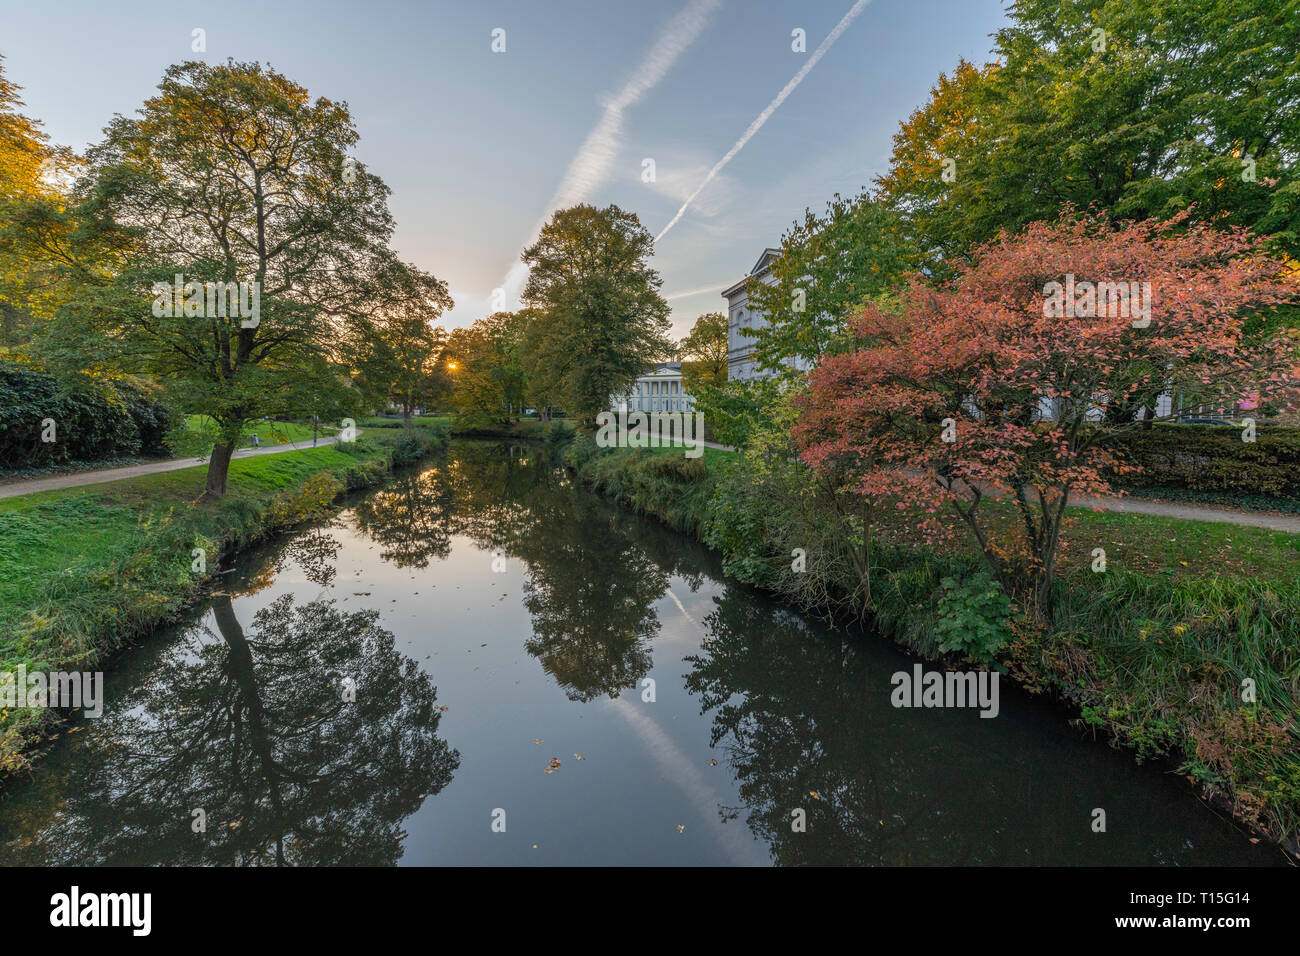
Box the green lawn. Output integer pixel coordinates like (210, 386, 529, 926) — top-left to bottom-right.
(356, 415, 451, 429)
(170, 415, 335, 456)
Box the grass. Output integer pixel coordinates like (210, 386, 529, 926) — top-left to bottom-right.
(170, 415, 333, 456)
(0, 427, 446, 775)
(356, 415, 451, 429)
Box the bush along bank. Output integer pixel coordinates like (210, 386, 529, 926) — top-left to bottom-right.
(562, 436, 1300, 856)
(0, 362, 178, 472)
(0, 425, 447, 776)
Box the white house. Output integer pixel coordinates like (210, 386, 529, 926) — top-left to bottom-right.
(721, 247, 812, 381)
(612, 361, 693, 413)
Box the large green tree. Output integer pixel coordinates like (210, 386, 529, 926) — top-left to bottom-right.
(345, 258, 453, 423)
(877, 0, 1300, 264)
(443, 312, 525, 426)
(744, 192, 919, 375)
(521, 204, 671, 423)
(0, 55, 80, 350)
(43, 60, 418, 498)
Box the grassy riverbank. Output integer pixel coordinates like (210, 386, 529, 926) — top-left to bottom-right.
(563, 438, 1300, 854)
(0, 426, 446, 775)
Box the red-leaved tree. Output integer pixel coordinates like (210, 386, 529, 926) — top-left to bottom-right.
(794, 210, 1299, 615)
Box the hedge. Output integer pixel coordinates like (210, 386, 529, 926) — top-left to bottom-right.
(0, 362, 177, 470)
(1105, 423, 1300, 498)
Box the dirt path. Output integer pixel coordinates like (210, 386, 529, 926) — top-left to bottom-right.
(0, 434, 350, 500)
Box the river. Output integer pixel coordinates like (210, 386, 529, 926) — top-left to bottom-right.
(0, 440, 1283, 865)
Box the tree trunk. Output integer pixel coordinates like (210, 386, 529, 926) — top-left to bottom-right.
(202, 440, 236, 501)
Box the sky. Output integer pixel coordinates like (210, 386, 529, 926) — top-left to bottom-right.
(1, 0, 1009, 337)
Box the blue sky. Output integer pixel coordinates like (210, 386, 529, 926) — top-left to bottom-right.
(3, 0, 1008, 336)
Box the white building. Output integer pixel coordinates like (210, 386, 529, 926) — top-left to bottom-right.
(612, 362, 693, 413)
(721, 247, 812, 381)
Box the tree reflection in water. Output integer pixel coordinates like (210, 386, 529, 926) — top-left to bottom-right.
(366, 445, 676, 703)
(0, 592, 458, 866)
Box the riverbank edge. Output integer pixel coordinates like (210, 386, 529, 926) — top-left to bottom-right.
(556, 440, 1299, 860)
(0, 427, 448, 780)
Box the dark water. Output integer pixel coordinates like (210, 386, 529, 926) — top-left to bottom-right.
(0, 441, 1285, 866)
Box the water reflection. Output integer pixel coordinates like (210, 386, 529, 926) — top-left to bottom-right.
(1, 546, 457, 865)
(359, 447, 674, 702)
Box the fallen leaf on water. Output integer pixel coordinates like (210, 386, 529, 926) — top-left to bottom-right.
(574, 753, 583, 760)
(675, 825, 685, 833)
(548, 757, 562, 770)
(534, 739, 542, 745)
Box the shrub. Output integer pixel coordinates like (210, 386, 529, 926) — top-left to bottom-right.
(0, 363, 140, 469)
(933, 569, 1014, 664)
(1105, 423, 1300, 498)
(113, 379, 178, 456)
(644, 452, 706, 482)
(563, 435, 613, 471)
(0, 363, 178, 468)
(543, 420, 576, 453)
(382, 422, 447, 466)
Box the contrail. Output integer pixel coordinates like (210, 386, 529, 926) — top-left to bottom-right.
(664, 284, 727, 301)
(499, 0, 723, 307)
(655, 0, 873, 244)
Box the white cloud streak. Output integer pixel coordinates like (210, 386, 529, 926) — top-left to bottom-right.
(499, 0, 723, 308)
(654, 0, 873, 244)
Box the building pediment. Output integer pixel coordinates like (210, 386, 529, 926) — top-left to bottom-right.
(750, 247, 781, 277)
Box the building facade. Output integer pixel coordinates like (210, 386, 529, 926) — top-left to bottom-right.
(722, 247, 812, 381)
(612, 362, 692, 413)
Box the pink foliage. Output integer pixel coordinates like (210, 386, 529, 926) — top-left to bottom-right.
(794, 208, 1299, 599)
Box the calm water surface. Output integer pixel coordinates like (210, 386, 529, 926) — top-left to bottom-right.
(0, 441, 1284, 865)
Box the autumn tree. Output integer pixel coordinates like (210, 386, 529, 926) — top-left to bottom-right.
(0, 55, 80, 350)
(41, 60, 420, 498)
(521, 204, 671, 423)
(795, 210, 1299, 616)
(443, 312, 523, 427)
(678, 311, 728, 395)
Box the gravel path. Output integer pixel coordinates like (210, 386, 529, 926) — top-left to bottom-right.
(0, 434, 349, 500)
